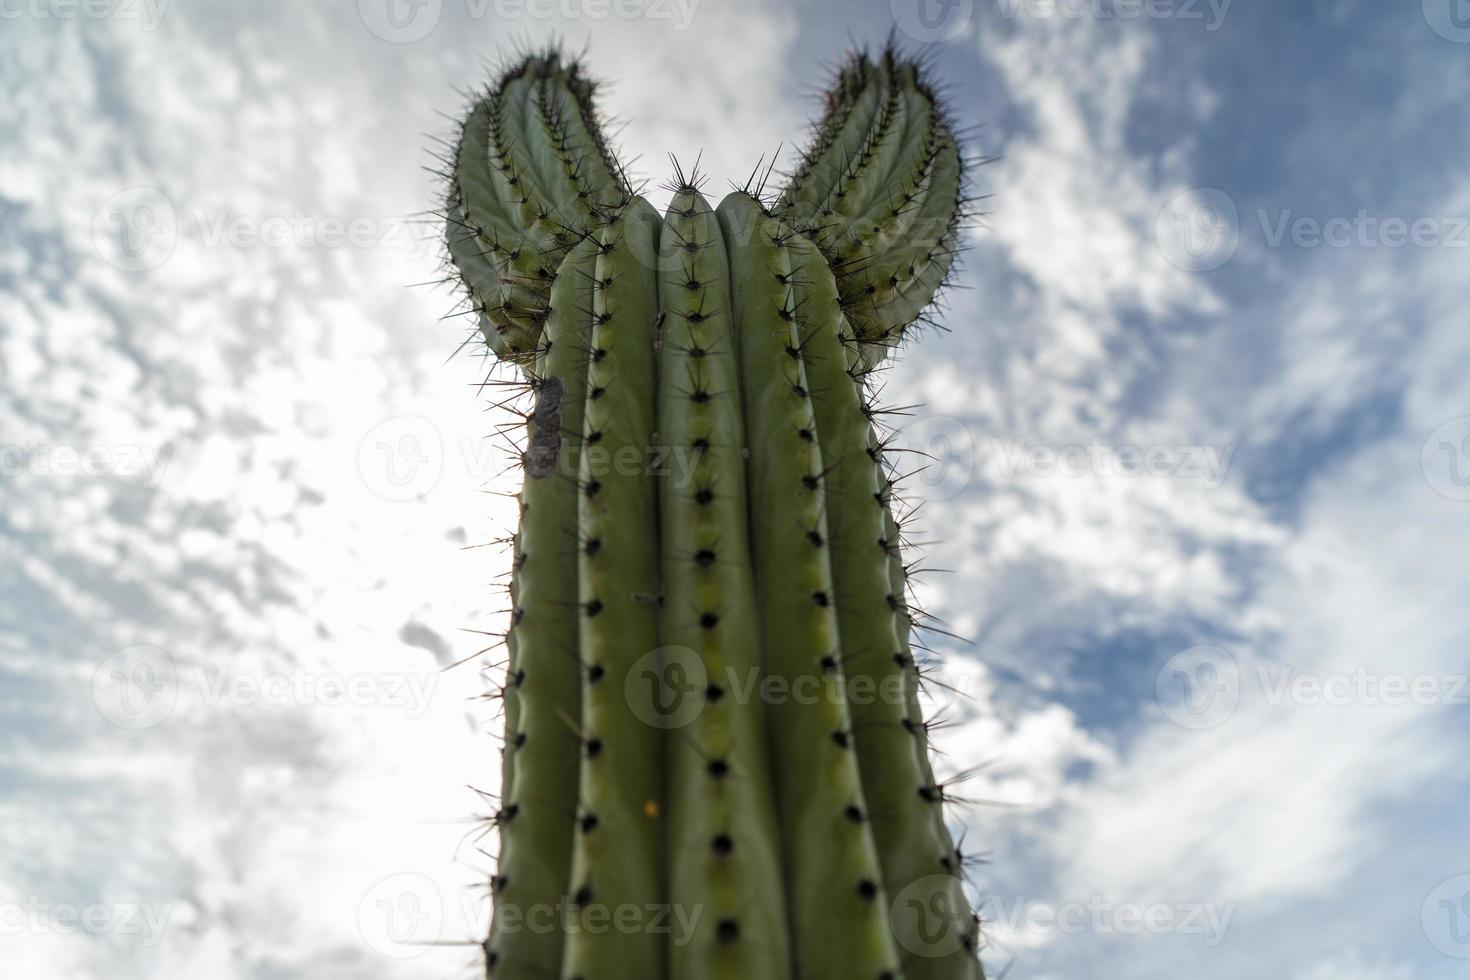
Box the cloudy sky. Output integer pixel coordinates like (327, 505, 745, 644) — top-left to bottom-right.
(3, 1, 1469, 977)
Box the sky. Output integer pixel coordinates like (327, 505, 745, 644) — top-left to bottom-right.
(2, 1, 1469, 978)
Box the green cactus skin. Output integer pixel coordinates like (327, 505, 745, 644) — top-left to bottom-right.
(486, 235, 599, 979)
(563, 200, 667, 980)
(442, 42, 980, 980)
(659, 185, 794, 980)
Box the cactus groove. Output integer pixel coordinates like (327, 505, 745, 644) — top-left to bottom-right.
(440, 42, 982, 980)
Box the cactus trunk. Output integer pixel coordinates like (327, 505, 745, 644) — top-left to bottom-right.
(442, 43, 981, 980)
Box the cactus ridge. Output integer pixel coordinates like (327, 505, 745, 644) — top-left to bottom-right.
(438, 42, 984, 980)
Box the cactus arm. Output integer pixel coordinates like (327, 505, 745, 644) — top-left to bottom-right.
(541, 72, 631, 212)
(448, 50, 633, 366)
(788, 229, 983, 979)
(779, 49, 967, 365)
(496, 67, 566, 234)
(811, 69, 908, 232)
(836, 134, 963, 364)
(658, 187, 792, 980)
(562, 200, 667, 980)
(449, 102, 547, 362)
(781, 61, 887, 224)
(718, 191, 903, 980)
(485, 236, 601, 978)
(843, 72, 928, 232)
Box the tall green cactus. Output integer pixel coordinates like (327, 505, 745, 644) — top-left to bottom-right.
(441, 43, 980, 980)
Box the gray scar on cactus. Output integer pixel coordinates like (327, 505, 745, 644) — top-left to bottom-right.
(439, 42, 981, 980)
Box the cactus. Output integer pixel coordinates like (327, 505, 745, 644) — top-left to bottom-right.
(439, 42, 979, 980)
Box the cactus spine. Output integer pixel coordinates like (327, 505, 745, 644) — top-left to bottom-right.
(441, 43, 980, 980)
